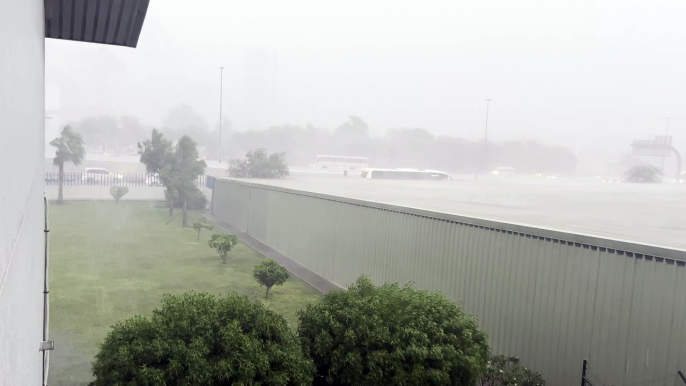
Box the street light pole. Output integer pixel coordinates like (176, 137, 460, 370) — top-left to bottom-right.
(661, 117, 671, 175)
(219, 67, 224, 163)
(477, 98, 492, 180)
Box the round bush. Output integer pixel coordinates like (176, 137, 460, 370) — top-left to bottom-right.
(297, 276, 490, 386)
(91, 292, 313, 385)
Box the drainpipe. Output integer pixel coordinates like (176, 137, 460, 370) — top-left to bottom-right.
(40, 196, 54, 385)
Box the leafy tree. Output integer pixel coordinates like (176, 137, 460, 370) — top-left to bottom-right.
(167, 185, 207, 210)
(138, 129, 175, 215)
(192, 218, 214, 241)
(298, 276, 490, 386)
(90, 292, 314, 386)
(623, 164, 661, 183)
(208, 233, 239, 264)
(382, 127, 436, 168)
(253, 259, 290, 298)
(333, 116, 372, 157)
(119, 116, 149, 153)
(160, 135, 207, 226)
(163, 103, 209, 132)
(334, 116, 369, 138)
(228, 148, 289, 178)
(138, 128, 172, 174)
(50, 126, 86, 203)
(478, 355, 545, 386)
(109, 186, 129, 204)
(75, 115, 149, 155)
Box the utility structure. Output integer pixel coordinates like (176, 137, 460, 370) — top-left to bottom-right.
(219, 66, 224, 163)
(483, 99, 492, 173)
(476, 98, 492, 180)
(661, 117, 671, 174)
(631, 135, 682, 180)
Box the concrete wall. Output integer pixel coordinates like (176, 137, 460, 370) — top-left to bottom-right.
(0, 0, 45, 384)
(212, 179, 686, 386)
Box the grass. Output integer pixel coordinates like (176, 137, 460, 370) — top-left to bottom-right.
(48, 201, 321, 385)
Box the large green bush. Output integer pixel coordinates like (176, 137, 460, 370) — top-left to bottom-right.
(297, 276, 490, 386)
(90, 292, 313, 385)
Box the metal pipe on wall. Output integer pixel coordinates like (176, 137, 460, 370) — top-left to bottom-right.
(41, 196, 53, 386)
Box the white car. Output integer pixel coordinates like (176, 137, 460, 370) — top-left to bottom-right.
(82, 168, 123, 184)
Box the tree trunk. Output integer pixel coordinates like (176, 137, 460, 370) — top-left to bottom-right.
(168, 196, 174, 216)
(197, 230, 200, 241)
(221, 254, 227, 264)
(265, 286, 270, 298)
(57, 163, 64, 203)
(182, 200, 188, 227)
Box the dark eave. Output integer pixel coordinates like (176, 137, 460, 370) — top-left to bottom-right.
(44, 0, 150, 48)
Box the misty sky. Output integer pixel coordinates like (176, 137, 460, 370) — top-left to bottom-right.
(46, 0, 686, 156)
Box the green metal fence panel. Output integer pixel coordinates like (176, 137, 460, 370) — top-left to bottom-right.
(211, 178, 686, 386)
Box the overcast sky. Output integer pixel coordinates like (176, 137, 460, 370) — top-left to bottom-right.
(46, 0, 686, 154)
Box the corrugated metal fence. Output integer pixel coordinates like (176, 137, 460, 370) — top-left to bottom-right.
(212, 178, 686, 386)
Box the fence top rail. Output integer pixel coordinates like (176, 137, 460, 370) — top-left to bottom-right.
(216, 178, 686, 262)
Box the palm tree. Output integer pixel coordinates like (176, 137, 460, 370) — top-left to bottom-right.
(50, 126, 85, 203)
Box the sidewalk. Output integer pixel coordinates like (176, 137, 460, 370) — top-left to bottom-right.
(205, 213, 343, 294)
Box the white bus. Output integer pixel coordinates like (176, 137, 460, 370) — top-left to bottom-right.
(313, 155, 369, 170)
(491, 166, 516, 177)
(360, 168, 451, 180)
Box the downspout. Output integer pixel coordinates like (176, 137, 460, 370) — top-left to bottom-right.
(40, 196, 54, 385)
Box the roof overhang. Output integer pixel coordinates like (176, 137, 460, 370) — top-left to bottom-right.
(44, 0, 150, 48)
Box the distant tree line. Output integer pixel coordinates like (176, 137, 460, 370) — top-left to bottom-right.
(71, 105, 577, 174)
(225, 117, 577, 174)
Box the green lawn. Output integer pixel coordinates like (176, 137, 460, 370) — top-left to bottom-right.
(48, 201, 321, 385)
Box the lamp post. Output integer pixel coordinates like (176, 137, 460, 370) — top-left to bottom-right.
(219, 66, 224, 163)
(661, 117, 671, 175)
(476, 98, 492, 180)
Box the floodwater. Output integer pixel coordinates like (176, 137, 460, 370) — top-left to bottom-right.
(241, 170, 686, 250)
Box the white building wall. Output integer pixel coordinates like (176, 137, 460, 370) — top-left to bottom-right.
(0, 0, 46, 384)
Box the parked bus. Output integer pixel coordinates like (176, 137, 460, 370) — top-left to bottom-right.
(313, 155, 369, 170)
(360, 168, 451, 180)
(491, 166, 516, 177)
